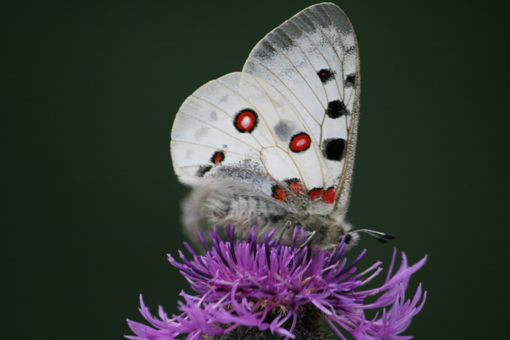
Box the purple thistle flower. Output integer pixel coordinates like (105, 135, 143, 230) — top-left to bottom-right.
(126, 226, 426, 340)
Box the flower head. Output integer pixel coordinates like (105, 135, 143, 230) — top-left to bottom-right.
(126, 226, 426, 340)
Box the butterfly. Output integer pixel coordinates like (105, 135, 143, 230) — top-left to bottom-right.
(170, 3, 392, 250)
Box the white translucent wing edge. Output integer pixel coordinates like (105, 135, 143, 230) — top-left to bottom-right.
(306, 3, 361, 215)
(334, 80, 359, 215)
(320, 4, 361, 215)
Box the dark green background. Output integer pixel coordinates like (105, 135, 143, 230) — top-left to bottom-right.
(2, 1, 509, 339)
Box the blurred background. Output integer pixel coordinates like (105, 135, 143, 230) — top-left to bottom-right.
(2, 1, 509, 339)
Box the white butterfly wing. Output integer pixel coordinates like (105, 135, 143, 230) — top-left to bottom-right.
(242, 3, 360, 215)
(171, 3, 360, 215)
(171, 72, 329, 209)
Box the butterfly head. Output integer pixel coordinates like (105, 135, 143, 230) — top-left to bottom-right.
(283, 213, 359, 251)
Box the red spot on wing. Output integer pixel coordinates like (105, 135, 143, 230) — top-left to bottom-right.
(289, 181, 305, 195)
(211, 151, 225, 164)
(273, 187, 288, 203)
(322, 187, 336, 204)
(234, 109, 257, 133)
(289, 133, 311, 153)
(308, 188, 323, 200)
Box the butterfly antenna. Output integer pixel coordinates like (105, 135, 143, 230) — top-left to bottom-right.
(356, 229, 395, 243)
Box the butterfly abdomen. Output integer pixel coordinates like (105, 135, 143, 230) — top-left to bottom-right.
(182, 180, 290, 245)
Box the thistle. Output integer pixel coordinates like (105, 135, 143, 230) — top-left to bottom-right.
(126, 226, 426, 340)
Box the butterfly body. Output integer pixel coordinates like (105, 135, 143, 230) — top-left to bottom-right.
(181, 179, 357, 250)
(171, 3, 362, 249)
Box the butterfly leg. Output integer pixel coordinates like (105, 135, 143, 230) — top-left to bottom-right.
(296, 230, 317, 254)
(277, 221, 292, 244)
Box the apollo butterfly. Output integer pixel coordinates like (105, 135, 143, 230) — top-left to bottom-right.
(170, 3, 393, 249)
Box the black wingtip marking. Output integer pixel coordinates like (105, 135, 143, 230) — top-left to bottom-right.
(326, 100, 349, 119)
(322, 138, 346, 162)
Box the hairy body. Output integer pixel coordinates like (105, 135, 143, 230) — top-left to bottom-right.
(182, 181, 358, 250)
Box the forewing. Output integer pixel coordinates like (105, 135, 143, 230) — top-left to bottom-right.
(242, 3, 360, 215)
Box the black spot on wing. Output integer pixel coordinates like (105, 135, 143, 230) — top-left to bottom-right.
(322, 138, 346, 162)
(317, 69, 335, 84)
(196, 165, 212, 177)
(326, 100, 349, 119)
(345, 73, 356, 88)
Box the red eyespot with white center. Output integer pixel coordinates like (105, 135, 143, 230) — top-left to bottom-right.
(289, 132, 311, 153)
(234, 109, 258, 133)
